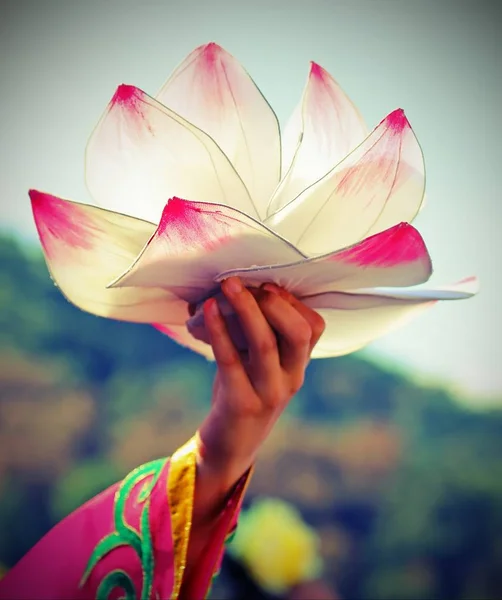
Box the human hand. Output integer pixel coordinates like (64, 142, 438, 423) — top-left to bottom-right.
(197, 276, 325, 487)
(185, 278, 324, 592)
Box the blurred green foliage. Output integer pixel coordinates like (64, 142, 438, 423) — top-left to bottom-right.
(0, 234, 501, 600)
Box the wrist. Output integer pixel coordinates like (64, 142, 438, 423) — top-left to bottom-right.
(197, 408, 258, 486)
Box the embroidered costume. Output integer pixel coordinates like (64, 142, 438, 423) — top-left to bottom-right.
(0, 436, 250, 600)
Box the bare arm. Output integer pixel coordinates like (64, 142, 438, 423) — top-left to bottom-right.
(181, 277, 325, 596)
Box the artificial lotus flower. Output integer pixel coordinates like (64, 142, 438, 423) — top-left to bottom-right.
(30, 42, 478, 359)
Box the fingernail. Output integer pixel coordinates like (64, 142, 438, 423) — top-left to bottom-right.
(225, 277, 242, 295)
(205, 298, 219, 317)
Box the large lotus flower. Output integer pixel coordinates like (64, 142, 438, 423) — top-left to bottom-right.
(30, 43, 477, 359)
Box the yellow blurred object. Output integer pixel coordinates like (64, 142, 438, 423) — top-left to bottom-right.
(229, 497, 323, 594)
(0, 564, 6, 580)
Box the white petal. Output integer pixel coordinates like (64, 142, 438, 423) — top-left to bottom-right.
(110, 197, 305, 303)
(156, 43, 281, 218)
(311, 296, 432, 358)
(216, 223, 432, 296)
(267, 109, 425, 255)
(85, 85, 256, 223)
(302, 277, 478, 358)
(270, 62, 367, 216)
(280, 101, 302, 180)
(153, 323, 214, 360)
(30, 190, 188, 323)
(352, 276, 480, 301)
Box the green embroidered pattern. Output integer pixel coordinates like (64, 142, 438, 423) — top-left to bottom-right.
(79, 458, 166, 600)
(225, 529, 237, 545)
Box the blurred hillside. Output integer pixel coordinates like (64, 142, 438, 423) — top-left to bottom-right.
(0, 234, 501, 600)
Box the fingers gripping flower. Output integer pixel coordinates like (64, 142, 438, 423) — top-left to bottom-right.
(30, 43, 478, 359)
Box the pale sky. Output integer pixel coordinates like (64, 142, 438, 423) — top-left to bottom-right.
(1, 0, 501, 405)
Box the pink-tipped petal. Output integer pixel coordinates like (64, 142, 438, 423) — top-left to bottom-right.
(216, 223, 432, 296)
(267, 109, 425, 255)
(110, 197, 305, 303)
(30, 190, 188, 323)
(156, 43, 281, 218)
(271, 62, 367, 216)
(153, 323, 214, 359)
(85, 85, 256, 223)
(301, 277, 478, 358)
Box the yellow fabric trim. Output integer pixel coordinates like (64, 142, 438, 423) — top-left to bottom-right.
(167, 434, 200, 600)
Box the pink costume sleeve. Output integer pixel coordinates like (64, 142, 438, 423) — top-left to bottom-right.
(0, 435, 251, 600)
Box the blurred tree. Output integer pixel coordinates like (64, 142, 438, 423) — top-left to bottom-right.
(1, 233, 501, 600)
(50, 459, 122, 520)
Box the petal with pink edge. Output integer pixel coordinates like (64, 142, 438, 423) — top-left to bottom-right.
(216, 223, 432, 296)
(301, 277, 478, 358)
(153, 323, 214, 360)
(156, 43, 281, 218)
(85, 85, 256, 223)
(180, 278, 477, 358)
(30, 190, 188, 324)
(109, 197, 305, 303)
(267, 109, 425, 255)
(270, 62, 367, 216)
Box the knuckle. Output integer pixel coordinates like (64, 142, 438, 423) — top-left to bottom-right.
(257, 335, 278, 356)
(216, 349, 241, 369)
(289, 372, 305, 394)
(263, 388, 286, 409)
(310, 311, 326, 336)
(290, 321, 312, 345)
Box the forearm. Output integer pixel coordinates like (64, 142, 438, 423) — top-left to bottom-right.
(182, 413, 256, 596)
(181, 463, 250, 597)
(196, 395, 280, 483)
(180, 279, 322, 595)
